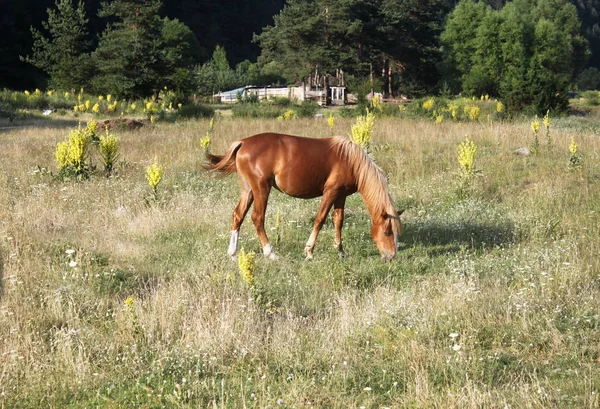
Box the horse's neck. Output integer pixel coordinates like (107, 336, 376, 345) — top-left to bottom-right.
(356, 178, 387, 222)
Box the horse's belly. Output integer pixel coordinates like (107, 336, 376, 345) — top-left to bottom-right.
(273, 174, 324, 199)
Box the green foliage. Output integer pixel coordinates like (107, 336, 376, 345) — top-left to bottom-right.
(581, 90, 600, 106)
(576, 67, 600, 91)
(91, 0, 201, 100)
(296, 101, 319, 117)
(92, 0, 163, 99)
(442, 0, 588, 114)
(160, 17, 205, 102)
(173, 103, 214, 120)
(255, 0, 448, 96)
(22, 0, 93, 91)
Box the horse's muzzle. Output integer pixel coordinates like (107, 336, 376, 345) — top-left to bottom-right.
(381, 252, 396, 263)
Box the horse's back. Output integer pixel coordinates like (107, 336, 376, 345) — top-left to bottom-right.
(236, 133, 355, 198)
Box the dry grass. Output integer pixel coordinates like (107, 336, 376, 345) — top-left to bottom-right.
(1, 114, 599, 408)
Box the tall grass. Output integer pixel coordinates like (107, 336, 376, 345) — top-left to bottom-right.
(0, 114, 599, 407)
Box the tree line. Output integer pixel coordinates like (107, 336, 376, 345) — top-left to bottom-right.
(1, 0, 599, 112)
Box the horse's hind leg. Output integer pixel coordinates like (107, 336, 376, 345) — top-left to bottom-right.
(228, 178, 254, 257)
(332, 196, 347, 259)
(249, 180, 277, 259)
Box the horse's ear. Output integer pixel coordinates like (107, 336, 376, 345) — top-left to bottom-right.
(397, 209, 405, 216)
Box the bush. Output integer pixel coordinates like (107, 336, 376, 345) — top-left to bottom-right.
(296, 101, 319, 117)
(266, 97, 294, 107)
(174, 103, 214, 119)
(581, 91, 600, 106)
(576, 67, 600, 91)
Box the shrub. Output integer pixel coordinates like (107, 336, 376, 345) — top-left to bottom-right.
(581, 91, 600, 106)
(296, 101, 319, 117)
(175, 103, 214, 119)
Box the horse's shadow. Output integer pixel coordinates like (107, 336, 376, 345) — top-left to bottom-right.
(402, 218, 517, 253)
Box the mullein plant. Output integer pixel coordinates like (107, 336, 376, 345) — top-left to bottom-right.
(200, 117, 215, 153)
(327, 113, 335, 132)
(568, 137, 583, 169)
(457, 136, 478, 195)
(55, 120, 97, 178)
(277, 109, 297, 121)
(530, 116, 541, 154)
(99, 130, 119, 176)
(146, 157, 164, 199)
(543, 110, 552, 150)
(238, 248, 256, 290)
(351, 108, 375, 152)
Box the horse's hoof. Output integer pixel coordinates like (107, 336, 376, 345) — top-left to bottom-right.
(266, 252, 278, 260)
(305, 254, 313, 261)
(339, 251, 346, 260)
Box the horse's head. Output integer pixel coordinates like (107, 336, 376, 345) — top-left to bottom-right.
(371, 210, 404, 262)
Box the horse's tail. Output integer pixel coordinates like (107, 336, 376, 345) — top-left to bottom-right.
(204, 141, 243, 176)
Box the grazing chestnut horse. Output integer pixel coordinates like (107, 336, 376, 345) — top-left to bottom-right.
(205, 133, 403, 261)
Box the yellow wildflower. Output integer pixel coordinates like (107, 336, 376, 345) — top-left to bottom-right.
(99, 131, 119, 174)
(200, 134, 211, 152)
(277, 109, 297, 121)
(469, 106, 480, 121)
(422, 98, 434, 111)
(107, 94, 112, 102)
(146, 157, 163, 193)
(435, 115, 444, 124)
(531, 116, 540, 135)
(458, 137, 477, 178)
(351, 109, 375, 151)
(327, 113, 335, 129)
(569, 137, 577, 155)
(92, 103, 100, 114)
(55, 141, 70, 170)
(238, 248, 255, 288)
(543, 110, 551, 130)
(496, 102, 504, 113)
(124, 296, 134, 308)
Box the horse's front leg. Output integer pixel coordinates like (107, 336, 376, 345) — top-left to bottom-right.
(304, 192, 337, 260)
(332, 196, 347, 259)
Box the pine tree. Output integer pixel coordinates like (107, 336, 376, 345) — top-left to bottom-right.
(23, 0, 92, 90)
(92, 0, 164, 99)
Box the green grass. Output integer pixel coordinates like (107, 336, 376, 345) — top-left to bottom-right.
(1, 113, 599, 408)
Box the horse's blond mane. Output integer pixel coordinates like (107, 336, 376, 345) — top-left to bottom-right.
(330, 136, 399, 232)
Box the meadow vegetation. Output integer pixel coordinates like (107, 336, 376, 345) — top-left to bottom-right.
(1, 109, 600, 408)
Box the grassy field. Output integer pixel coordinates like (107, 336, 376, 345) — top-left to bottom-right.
(1, 112, 599, 408)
